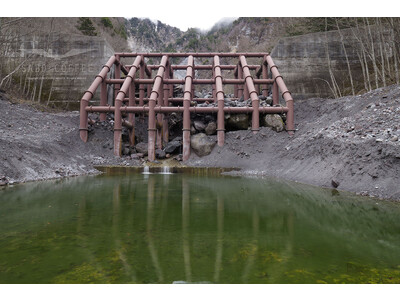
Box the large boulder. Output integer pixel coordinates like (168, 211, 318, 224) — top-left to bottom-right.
(191, 133, 216, 157)
(261, 114, 285, 132)
(226, 114, 249, 130)
(135, 142, 148, 155)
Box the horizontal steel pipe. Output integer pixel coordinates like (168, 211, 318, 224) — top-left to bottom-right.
(88, 105, 288, 114)
(136, 64, 260, 70)
(106, 78, 273, 85)
(115, 52, 269, 58)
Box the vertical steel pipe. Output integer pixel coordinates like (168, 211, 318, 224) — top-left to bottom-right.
(237, 64, 244, 99)
(233, 65, 238, 98)
(182, 55, 194, 161)
(148, 55, 168, 161)
(139, 59, 145, 107)
(114, 55, 142, 156)
(272, 80, 279, 106)
(114, 54, 121, 100)
(128, 78, 136, 146)
(239, 55, 260, 133)
(266, 55, 295, 134)
(262, 58, 268, 97)
(156, 72, 164, 150)
(163, 66, 170, 144)
(213, 56, 225, 146)
(100, 78, 107, 122)
(79, 55, 116, 142)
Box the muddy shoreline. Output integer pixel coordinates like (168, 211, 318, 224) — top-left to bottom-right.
(0, 86, 399, 201)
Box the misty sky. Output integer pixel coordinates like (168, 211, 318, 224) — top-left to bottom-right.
(145, 16, 238, 32)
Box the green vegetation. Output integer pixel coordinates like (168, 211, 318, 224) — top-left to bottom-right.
(100, 17, 113, 29)
(76, 17, 97, 36)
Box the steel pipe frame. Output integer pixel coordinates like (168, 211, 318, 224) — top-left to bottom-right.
(265, 55, 295, 134)
(87, 106, 289, 114)
(147, 55, 169, 161)
(182, 55, 194, 161)
(114, 55, 142, 156)
(81, 53, 295, 160)
(239, 55, 260, 133)
(79, 55, 116, 142)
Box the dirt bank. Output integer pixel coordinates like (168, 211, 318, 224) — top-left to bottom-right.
(187, 85, 400, 201)
(0, 85, 399, 200)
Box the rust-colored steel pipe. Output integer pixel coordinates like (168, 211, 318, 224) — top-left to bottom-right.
(89, 105, 289, 114)
(128, 75, 136, 146)
(182, 55, 194, 161)
(106, 78, 273, 85)
(99, 78, 107, 122)
(115, 52, 269, 58)
(240, 55, 260, 133)
(213, 56, 225, 147)
(265, 55, 295, 134)
(79, 55, 116, 142)
(114, 54, 121, 100)
(262, 56, 268, 97)
(139, 64, 260, 70)
(139, 59, 145, 107)
(148, 55, 168, 162)
(114, 55, 142, 156)
(163, 66, 170, 144)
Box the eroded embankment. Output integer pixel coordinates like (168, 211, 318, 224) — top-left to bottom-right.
(0, 86, 399, 201)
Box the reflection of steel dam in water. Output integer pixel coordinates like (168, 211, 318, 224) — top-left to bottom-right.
(1, 170, 400, 283)
(79, 52, 295, 161)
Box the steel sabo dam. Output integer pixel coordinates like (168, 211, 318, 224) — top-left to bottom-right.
(79, 52, 295, 161)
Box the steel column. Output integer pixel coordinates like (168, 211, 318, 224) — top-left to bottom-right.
(148, 55, 168, 161)
(213, 56, 225, 147)
(266, 55, 295, 134)
(240, 55, 260, 133)
(183, 55, 194, 161)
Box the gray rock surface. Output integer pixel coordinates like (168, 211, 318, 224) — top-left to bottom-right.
(191, 133, 216, 157)
(262, 114, 285, 132)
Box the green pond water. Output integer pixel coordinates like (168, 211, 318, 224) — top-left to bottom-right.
(0, 168, 400, 284)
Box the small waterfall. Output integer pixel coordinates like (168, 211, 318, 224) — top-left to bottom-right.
(142, 166, 151, 174)
(159, 166, 173, 175)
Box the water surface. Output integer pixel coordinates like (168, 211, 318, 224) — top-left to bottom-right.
(0, 170, 399, 283)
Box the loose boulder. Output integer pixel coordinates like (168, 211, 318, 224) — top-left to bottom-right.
(191, 133, 216, 157)
(261, 114, 285, 132)
(165, 140, 181, 154)
(135, 142, 148, 155)
(193, 120, 206, 132)
(156, 149, 166, 159)
(205, 121, 217, 135)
